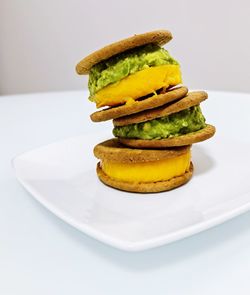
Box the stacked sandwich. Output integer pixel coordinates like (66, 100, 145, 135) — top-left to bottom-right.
(76, 30, 215, 193)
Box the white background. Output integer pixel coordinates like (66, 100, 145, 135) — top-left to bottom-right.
(1, 0, 250, 95)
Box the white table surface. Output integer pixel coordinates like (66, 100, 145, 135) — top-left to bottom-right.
(1, 89, 250, 294)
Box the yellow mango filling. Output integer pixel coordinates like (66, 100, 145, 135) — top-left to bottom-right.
(92, 65, 182, 108)
(101, 150, 191, 183)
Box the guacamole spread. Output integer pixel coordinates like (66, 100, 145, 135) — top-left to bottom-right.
(88, 44, 178, 96)
(113, 106, 206, 140)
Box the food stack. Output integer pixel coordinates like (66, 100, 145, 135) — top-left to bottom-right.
(76, 30, 215, 193)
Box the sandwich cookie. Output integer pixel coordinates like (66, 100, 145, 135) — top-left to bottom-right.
(76, 30, 182, 109)
(94, 139, 193, 193)
(113, 91, 216, 148)
(75, 29, 216, 193)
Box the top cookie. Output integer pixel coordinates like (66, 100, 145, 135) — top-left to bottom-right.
(76, 30, 172, 75)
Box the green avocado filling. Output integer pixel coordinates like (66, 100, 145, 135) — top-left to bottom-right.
(113, 106, 206, 140)
(88, 44, 179, 96)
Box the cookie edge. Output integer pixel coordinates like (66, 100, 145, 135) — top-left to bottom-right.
(76, 30, 173, 74)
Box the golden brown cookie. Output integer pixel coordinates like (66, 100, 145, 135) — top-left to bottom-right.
(119, 124, 216, 148)
(113, 91, 208, 127)
(94, 138, 190, 163)
(76, 30, 172, 75)
(90, 86, 188, 122)
(96, 162, 193, 193)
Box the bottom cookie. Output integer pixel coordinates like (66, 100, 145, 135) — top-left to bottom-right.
(96, 162, 193, 193)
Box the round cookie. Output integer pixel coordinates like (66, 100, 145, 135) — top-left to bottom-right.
(76, 30, 172, 75)
(94, 138, 190, 163)
(113, 91, 208, 126)
(96, 162, 193, 193)
(90, 86, 188, 122)
(118, 124, 216, 148)
(94, 139, 193, 193)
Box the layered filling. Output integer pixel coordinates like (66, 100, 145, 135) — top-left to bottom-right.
(101, 150, 191, 183)
(88, 44, 181, 107)
(113, 106, 206, 140)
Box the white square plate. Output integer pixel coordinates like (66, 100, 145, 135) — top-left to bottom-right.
(12, 133, 250, 251)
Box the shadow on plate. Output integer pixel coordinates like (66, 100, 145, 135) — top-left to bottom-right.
(192, 145, 215, 175)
